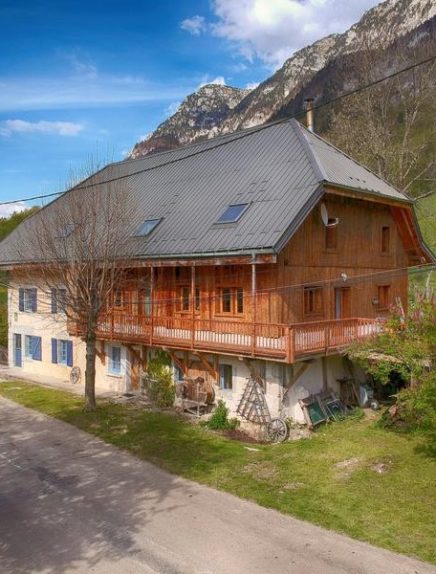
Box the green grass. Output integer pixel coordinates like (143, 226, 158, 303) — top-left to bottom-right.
(1, 380, 435, 564)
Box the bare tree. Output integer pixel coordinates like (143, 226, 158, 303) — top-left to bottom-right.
(327, 39, 436, 199)
(14, 164, 137, 410)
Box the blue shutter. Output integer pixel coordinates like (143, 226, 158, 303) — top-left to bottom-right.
(18, 288, 24, 311)
(31, 288, 37, 312)
(51, 339, 57, 364)
(34, 337, 42, 361)
(66, 341, 73, 367)
(51, 289, 57, 314)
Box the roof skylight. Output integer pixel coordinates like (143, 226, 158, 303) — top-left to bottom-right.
(216, 203, 249, 224)
(134, 218, 161, 236)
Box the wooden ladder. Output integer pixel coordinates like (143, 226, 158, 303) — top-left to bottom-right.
(237, 378, 271, 424)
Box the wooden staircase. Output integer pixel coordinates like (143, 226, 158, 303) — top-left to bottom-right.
(237, 378, 271, 424)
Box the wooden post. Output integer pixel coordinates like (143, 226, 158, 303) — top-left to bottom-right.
(150, 267, 154, 346)
(251, 256, 256, 356)
(322, 356, 328, 390)
(191, 265, 195, 350)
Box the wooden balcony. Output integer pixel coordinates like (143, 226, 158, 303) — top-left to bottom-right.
(71, 313, 381, 363)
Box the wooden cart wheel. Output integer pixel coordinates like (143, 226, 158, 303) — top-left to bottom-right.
(267, 418, 288, 443)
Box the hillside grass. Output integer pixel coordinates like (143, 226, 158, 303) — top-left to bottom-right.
(0, 380, 435, 565)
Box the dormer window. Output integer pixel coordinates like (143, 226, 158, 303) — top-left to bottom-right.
(134, 218, 161, 236)
(216, 203, 249, 224)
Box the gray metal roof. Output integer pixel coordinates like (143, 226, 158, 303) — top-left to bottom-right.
(0, 119, 412, 265)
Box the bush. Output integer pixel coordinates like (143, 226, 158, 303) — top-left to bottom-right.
(207, 400, 239, 431)
(145, 350, 175, 408)
(385, 370, 436, 432)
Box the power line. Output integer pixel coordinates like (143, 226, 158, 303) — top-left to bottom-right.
(0, 53, 435, 207)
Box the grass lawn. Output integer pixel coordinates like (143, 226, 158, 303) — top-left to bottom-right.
(0, 380, 435, 564)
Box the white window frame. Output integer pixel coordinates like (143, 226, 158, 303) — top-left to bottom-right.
(23, 288, 35, 312)
(107, 345, 123, 376)
(58, 339, 69, 365)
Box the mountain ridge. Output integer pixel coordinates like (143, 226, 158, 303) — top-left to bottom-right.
(130, 0, 436, 158)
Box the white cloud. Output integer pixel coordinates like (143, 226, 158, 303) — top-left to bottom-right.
(208, 0, 380, 69)
(180, 15, 206, 35)
(198, 75, 226, 88)
(0, 201, 28, 218)
(245, 81, 260, 90)
(0, 119, 84, 137)
(67, 52, 98, 79)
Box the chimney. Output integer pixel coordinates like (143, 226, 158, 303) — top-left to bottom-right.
(304, 98, 314, 132)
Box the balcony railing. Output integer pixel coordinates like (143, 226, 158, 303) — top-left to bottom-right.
(70, 313, 380, 362)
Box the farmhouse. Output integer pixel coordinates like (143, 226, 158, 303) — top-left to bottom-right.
(0, 119, 432, 424)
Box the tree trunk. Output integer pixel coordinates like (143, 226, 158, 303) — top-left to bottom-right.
(85, 334, 97, 411)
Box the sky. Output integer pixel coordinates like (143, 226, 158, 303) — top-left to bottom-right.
(0, 0, 381, 215)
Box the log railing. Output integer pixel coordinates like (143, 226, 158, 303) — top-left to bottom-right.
(69, 314, 381, 362)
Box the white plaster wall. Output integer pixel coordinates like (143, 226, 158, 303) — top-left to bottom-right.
(8, 281, 129, 393)
(283, 356, 348, 423)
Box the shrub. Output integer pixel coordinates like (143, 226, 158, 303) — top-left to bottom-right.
(207, 400, 239, 430)
(385, 370, 436, 432)
(145, 350, 175, 408)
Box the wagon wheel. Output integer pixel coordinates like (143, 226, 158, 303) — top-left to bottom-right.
(267, 418, 288, 443)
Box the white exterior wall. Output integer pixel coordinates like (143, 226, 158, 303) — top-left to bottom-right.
(8, 280, 129, 393)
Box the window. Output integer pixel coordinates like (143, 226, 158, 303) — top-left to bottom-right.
(236, 288, 244, 314)
(181, 287, 190, 311)
(108, 345, 122, 376)
(381, 226, 390, 254)
(19, 288, 37, 313)
(218, 287, 244, 315)
(139, 287, 152, 316)
(51, 339, 73, 366)
(222, 288, 232, 313)
(113, 290, 124, 308)
(216, 203, 249, 224)
(325, 221, 338, 250)
(378, 285, 391, 310)
(219, 364, 233, 390)
(174, 365, 184, 381)
(24, 335, 42, 361)
(178, 286, 200, 313)
(134, 218, 161, 236)
(51, 288, 67, 313)
(304, 286, 324, 316)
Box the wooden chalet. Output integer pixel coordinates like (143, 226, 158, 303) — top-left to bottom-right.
(1, 119, 433, 424)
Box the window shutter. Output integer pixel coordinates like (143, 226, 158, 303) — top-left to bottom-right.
(34, 337, 42, 361)
(51, 289, 57, 314)
(66, 341, 73, 367)
(31, 288, 37, 312)
(51, 339, 57, 364)
(18, 288, 24, 311)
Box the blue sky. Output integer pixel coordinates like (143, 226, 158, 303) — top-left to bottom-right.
(0, 0, 380, 215)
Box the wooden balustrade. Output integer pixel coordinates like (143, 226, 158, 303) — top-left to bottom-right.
(69, 313, 381, 362)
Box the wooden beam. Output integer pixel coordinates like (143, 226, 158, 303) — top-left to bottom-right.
(325, 185, 411, 208)
(282, 361, 311, 400)
(168, 351, 187, 375)
(113, 254, 277, 269)
(193, 352, 218, 381)
(322, 356, 328, 390)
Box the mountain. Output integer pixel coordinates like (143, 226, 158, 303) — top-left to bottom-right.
(130, 84, 249, 158)
(129, 0, 436, 157)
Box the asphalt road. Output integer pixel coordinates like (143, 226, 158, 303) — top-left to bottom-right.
(0, 396, 434, 574)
